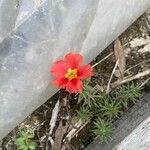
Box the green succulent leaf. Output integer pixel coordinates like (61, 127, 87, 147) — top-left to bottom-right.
(15, 131, 37, 150)
(29, 144, 36, 150)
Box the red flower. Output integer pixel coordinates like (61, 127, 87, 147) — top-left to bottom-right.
(51, 53, 93, 93)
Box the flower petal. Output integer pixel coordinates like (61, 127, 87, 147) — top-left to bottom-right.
(66, 79, 83, 93)
(51, 60, 67, 77)
(52, 77, 68, 88)
(65, 53, 83, 68)
(78, 65, 93, 79)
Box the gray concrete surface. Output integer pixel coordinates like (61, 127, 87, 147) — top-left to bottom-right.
(113, 117, 150, 150)
(85, 93, 150, 150)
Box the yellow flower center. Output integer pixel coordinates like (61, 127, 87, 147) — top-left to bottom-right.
(65, 68, 78, 81)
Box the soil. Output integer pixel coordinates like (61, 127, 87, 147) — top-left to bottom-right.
(0, 9, 150, 150)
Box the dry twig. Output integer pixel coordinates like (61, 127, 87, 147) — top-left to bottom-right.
(140, 77, 150, 88)
(106, 60, 119, 93)
(112, 69, 150, 88)
(92, 52, 113, 68)
(125, 59, 150, 73)
(49, 100, 61, 135)
(63, 120, 89, 145)
(48, 100, 61, 148)
(37, 131, 45, 150)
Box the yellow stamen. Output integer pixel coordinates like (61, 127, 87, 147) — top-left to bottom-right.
(65, 68, 78, 81)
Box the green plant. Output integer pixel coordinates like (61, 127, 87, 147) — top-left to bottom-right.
(87, 94, 108, 116)
(77, 81, 142, 144)
(116, 83, 142, 108)
(15, 131, 37, 150)
(76, 107, 92, 123)
(100, 96, 122, 120)
(93, 118, 113, 143)
(78, 80, 103, 107)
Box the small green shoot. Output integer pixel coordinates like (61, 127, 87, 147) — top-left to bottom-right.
(76, 107, 92, 123)
(116, 83, 142, 108)
(15, 131, 37, 150)
(100, 96, 122, 120)
(93, 119, 113, 143)
(78, 80, 103, 107)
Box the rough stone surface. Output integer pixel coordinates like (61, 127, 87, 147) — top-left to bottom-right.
(85, 93, 150, 150)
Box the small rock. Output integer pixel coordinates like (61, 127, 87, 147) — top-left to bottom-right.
(130, 36, 150, 48)
(138, 44, 150, 53)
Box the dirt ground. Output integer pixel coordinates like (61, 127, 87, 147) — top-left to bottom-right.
(0, 9, 150, 150)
